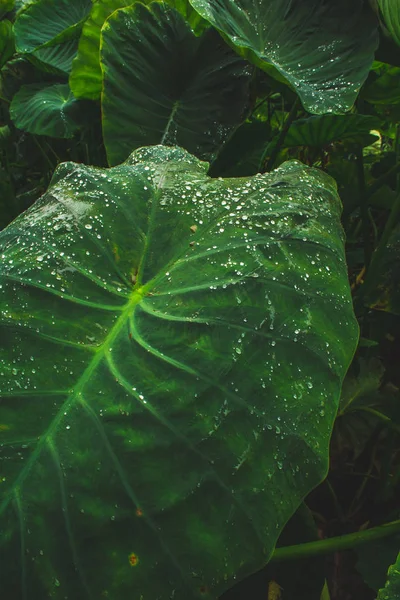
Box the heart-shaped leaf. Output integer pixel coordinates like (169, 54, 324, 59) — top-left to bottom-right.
(10, 83, 81, 138)
(188, 0, 379, 114)
(101, 2, 251, 166)
(0, 145, 358, 599)
(283, 114, 381, 148)
(14, 0, 92, 53)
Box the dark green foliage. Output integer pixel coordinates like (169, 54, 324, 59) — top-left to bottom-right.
(1, 0, 400, 599)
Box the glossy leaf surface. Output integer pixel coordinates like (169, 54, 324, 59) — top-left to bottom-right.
(188, 0, 379, 114)
(10, 83, 81, 138)
(14, 0, 92, 53)
(69, 0, 140, 100)
(101, 3, 250, 166)
(0, 145, 358, 599)
(378, 0, 400, 47)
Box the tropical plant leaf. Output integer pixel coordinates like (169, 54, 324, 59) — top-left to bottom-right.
(0, 20, 14, 69)
(101, 2, 250, 166)
(363, 224, 400, 315)
(0, 145, 358, 599)
(10, 82, 81, 138)
(69, 0, 138, 100)
(188, 0, 379, 114)
(378, 552, 400, 599)
(362, 64, 400, 105)
(377, 0, 400, 47)
(283, 115, 381, 148)
(70, 0, 207, 101)
(29, 37, 81, 75)
(13, 0, 92, 53)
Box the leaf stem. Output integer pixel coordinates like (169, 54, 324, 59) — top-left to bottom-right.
(271, 518, 400, 562)
(356, 148, 372, 268)
(359, 407, 400, 435)
(262, 97, 299, 172)
(355, 125, 400, 308)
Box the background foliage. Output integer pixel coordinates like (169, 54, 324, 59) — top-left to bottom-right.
(1, 0, 400, 599)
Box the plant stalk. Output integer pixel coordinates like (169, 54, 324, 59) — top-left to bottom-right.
(356, 148, 372, 269)
(271, 518, 400, 563)
(262, 97, 299, 172)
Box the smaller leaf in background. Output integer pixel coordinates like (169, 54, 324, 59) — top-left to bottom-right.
(332, 357, 388, 460)
(363, 225, 400, 315)
(14, 0, 92, 53)
(377, 0, 400, 47)
(101, 3, 251, 165)
(0, 20, 14, 68)
(283, 115, 381, 149)
(356, 536, 400, 593)
(13, 0, 92, 74)
(10, 82, 82, 138)
(0, 0, 14, 18)
(377, 552, 400, 599)
(362, 64, 400, 105)
(339, 357, 385, 413)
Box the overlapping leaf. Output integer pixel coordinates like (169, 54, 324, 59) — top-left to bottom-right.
(0, 145, 358, 599)
(283, 115, 381, 148)
(188, 0, 379, 114)
(101, 3, 251, 165)
(14, 0, 92, 53)
(69, 0, 141, 100)
(13, 0, 92, 73)
(10, 83, 81, 138)
(70, 0, 207, 101)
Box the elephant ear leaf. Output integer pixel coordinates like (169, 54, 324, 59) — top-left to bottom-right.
(14, 0, 92, 53)
(0, 145, 358, 599)
(100, 2, 251, 166)
(10, 83, 81, 138)
(188, 0, 379, 114)
(13, 0, 92, 73)
(378, 552, 400, 599)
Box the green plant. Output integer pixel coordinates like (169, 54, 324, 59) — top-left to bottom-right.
(1, 1, 400, 599)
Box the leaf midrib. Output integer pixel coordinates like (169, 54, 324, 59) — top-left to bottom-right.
(0, 287, 145, 517)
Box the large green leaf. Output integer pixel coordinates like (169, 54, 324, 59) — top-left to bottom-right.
(101, 2, 250, 166)
(69, 0, 138, 100)
(0, 145, 358, 599)
(378, 552, 400, 599)
(14, 0, 92, 53)
(10, 83, 82, 138)
(188, 0, 379, 114)
(70, 0, 208, 101)
(377, 0, 400, 47)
